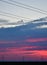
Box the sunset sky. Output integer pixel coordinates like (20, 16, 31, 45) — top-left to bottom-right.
(0, 0, 47, 61)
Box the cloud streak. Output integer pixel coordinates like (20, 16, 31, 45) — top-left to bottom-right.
(0, 37, 47, 61)
(0, 19, 8, 23)
(0, 19, 25, 28)
(25, 38, 47, 43)
(0, 46, 47, 61)
(35, 25, 47, 29)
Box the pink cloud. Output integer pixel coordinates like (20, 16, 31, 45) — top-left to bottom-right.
(0, 46, 47, 61)
(0, 37, 47, 61)
(25, 38, 47, 42)
(0, 38, 47, 44)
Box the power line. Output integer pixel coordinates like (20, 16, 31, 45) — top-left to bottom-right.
(10, 0, 47, 13)
(0, 0, 47, 15)
(0, 11, 30, 20)
(0, 13, 18, 19)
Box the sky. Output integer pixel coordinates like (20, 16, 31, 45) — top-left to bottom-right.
(0, 0, 47, 28)
(0, 0, 47, 61)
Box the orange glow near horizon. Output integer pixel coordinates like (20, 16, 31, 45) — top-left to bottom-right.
(0, 38, 47, 61)
(0, 46, 47, 61)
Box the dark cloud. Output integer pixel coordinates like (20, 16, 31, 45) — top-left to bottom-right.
(0, 19, 8, 25)
(0, 19, 9, 23)
(0, 19, 24, 26)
